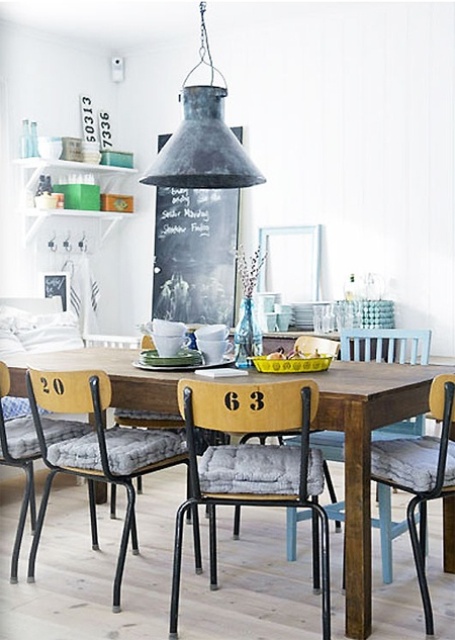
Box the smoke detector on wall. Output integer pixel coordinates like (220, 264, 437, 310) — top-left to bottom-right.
(111, 57, 124, 83)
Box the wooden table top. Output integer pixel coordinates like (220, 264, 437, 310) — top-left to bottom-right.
(5, 347, 454, 431)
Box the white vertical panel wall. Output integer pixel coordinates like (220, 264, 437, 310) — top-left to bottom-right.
(0, 3, 454, 356)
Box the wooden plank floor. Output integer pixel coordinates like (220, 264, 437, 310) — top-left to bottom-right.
(0, 462, 454, 640)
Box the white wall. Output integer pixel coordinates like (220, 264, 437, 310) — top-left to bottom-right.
(1, 2, 454, 356)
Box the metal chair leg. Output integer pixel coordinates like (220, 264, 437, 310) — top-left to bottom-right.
(322, 460, 341, 532)
(112, 480, 136, 613)
(190, 503, 203, 574)
(208, 504, 218, 590)
(27, 469, 58, 583)
(311, 497, 321, 594)
(87, 479, 99, 550)
(130, 498, 139, 555)
(169, 501, 192, 640)
(233, 505, 241, 539)
(316, 504, 331, 640)
(407, 496, 434, 637)
(10, 463, 34, 584)
(110, 483, 117, 519)
(29, 463, 36, 533)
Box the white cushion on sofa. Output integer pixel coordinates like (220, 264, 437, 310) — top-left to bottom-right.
(0, 329, 26, 356)
(17, 324, 84, 352)
(0, 306, 85, 353)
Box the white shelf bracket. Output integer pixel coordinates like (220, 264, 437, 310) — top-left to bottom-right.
(100, 217, 122, 244)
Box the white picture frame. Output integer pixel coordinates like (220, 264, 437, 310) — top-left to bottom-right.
(258, 225, 322, 302)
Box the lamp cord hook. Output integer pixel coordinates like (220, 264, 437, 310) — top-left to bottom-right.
(181, 1, 227, 90)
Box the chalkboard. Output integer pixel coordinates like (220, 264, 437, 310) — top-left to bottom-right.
(152, 129, 242, 326)
(42, 272, 69, 311)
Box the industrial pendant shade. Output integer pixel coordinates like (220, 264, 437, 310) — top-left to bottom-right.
(140, 2, 266, 189)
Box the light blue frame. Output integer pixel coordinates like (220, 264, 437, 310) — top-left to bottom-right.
(258, 225, 322, 300)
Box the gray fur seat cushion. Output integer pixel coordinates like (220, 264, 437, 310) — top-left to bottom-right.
(371, 436, 455, 493)
(198, 444, 324, 496)
(0, 416, 91, 459)
(47, 425, 186, 475)
(113, 408, 182, 422)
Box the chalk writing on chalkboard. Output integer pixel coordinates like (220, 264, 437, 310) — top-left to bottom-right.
(42, 272, 69, 311)
(152, 129, 242, 327)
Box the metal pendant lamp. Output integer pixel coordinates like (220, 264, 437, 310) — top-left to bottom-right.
(140, 2, 266, 190)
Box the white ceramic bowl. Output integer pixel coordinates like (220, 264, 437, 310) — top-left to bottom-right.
(37, 136, 63, 160)
(195, 324, 229, 342)
(152, 333, 190, 358)
(197, 339, 233, 365)
(152, 319, 187, 337)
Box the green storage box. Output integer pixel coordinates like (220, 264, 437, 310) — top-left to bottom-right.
(55, 184, 100, 211)
(100, 150, 134, 168)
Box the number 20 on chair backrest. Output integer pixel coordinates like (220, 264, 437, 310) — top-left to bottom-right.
(177, 378, 319, 434)
(26, 368, 112, 414)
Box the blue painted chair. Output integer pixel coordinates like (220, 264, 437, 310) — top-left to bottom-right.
(286, 328, 432, 585)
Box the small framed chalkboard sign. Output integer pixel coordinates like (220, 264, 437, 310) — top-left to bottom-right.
(41, 272, 70, 312)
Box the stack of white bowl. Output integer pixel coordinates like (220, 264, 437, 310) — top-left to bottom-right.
(194, 324, 233, 365)
(82, 141, 101, 164)
(37, 136, 63, 160)
(150, 319, 189, 357)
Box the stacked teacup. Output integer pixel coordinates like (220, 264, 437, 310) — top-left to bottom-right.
(151, 319, 190, 357)
(195, 324, 233, 365)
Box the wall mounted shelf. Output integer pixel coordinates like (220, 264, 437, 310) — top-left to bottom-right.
(14, 158, 138, 246)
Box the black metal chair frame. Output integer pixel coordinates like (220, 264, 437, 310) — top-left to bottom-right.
(169, 380, 331, 640)
(371, 378, 455, 637)
(26, 369, 202, 613)
(0, 387, 37, 584)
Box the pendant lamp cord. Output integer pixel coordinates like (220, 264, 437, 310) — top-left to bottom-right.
(182, 1, 227, 89)
(199, 2, 214, 84)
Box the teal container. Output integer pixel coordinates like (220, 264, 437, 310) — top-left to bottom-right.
(100, 150, 134, 168)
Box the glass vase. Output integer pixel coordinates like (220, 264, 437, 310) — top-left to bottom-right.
(234, 297, 263, 368)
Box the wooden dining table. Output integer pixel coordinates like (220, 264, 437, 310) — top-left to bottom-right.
(4, 346, 455, 640)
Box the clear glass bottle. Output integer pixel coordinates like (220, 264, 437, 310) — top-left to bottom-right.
(234, 297, 263, 368)
(20, 119, 31, 158)
(29, 121, 39, 157)
(343, 273, 356, 301)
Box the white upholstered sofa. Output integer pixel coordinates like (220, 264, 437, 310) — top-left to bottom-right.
(0, 296, 140, 420)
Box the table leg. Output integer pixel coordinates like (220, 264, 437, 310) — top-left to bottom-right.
(344, 401, 372, 640)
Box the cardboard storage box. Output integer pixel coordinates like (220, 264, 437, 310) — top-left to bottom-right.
(56, 184, 100, 210)
(100, 150, 134, 168)
(101, 193, 134, 213)
(60, 137, 83, 162)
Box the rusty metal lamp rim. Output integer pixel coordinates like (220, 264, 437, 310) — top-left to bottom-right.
(140, 2, 266, 190)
